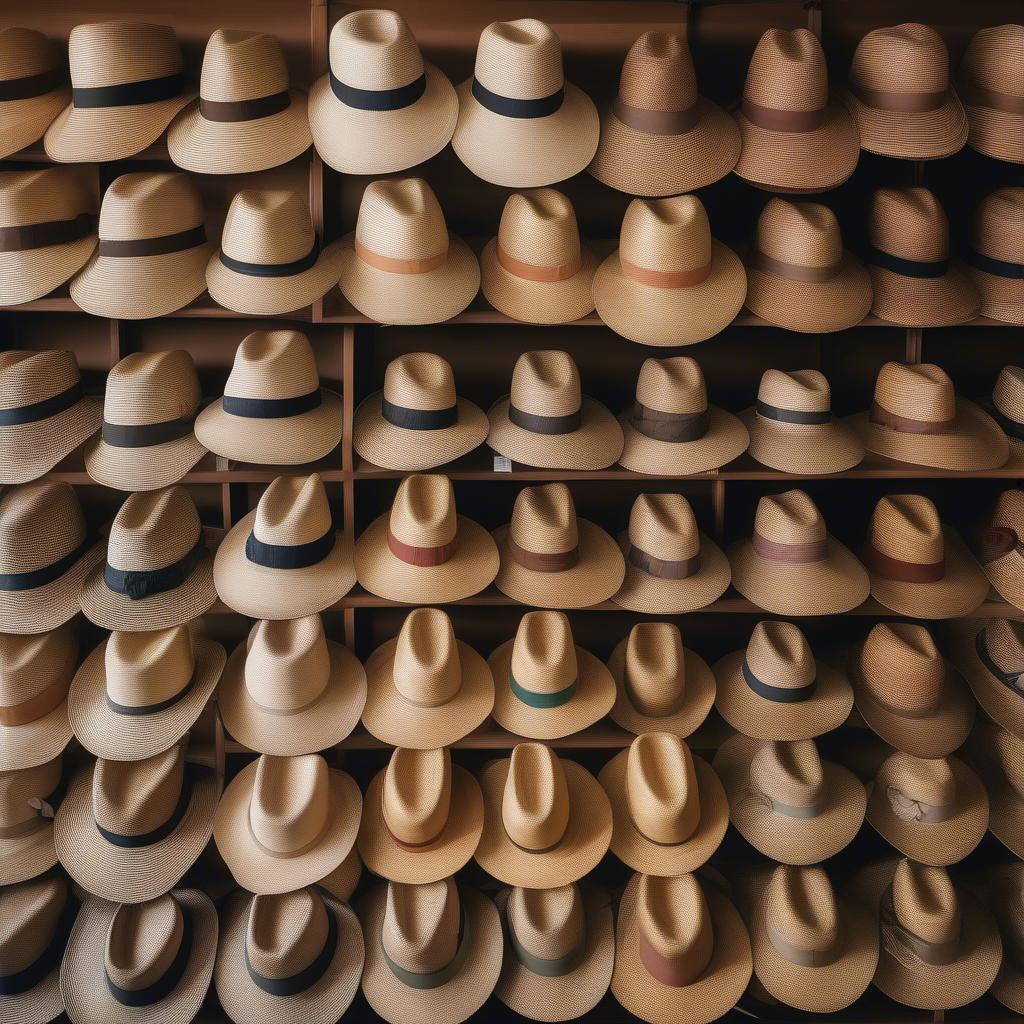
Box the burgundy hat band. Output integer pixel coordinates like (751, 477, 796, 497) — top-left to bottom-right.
(752, 532, 827, 564)
(870, 400, 956, 435)
(507, 534, 579, 573)
(862, 540, 946, 583)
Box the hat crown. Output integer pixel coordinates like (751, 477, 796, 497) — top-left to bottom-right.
(105, 894, 184, 993)
(509, 482, 579, 556)
(753, 489, 826, 547)
(67, 22, 183, 90)
(971, 188, 1024, 263)
(502, 742, 570, 851)
(744, 28, 827, 112)
(0, 621, 75, 707)
(891, 860, 961, 947)
(961, 25, 1024, 97)
(851, 23, 951, 95)
(766, 865, 840, 958)
(993, 487, 1024, 534)
(869, 494, 944, 564)
(249, 754, 330, 856)
(107, 485, 202, 574)
(757, 198, 843, 268)
(623, 621, 685, 717)
(383, 352, 457, 413)
(99, 172, 203, 241)
(746, 620, 816, 690)
(225, 330, 322, 402)
(383, 877, 461, 974)
(392, 608, 462, 707)
(620, 195, 712, 275)
(878, 751, 956, 813)
(243, 615, 331, 713)
(389, 473, 458, 548)
(993, 364, 1024, 422)
(0, 481, 86, 576)
(498, 189, 582, 269)
(200, 29, 289, 102)
(221, 189, 316, 266)
(253, 473, 333, 548)
(383, 747, 452, 844)
(475, 19, 564, 100)
(629, 493, 700, 561)
(750, 739, 825, 812)
(634, 356, 707, 415)
(0, 166, 97, 229)
(0, 756, 60, 829)
(617, 31, 697, 112)
(507, 883, 585, 961)
(871, 188, 949, 261)
(860, 622, 945, 715)
(510, 610, 577, 695)
(757, 368, 832, 414)
(0, 875, 67, 975)
(104, 350, 201, 427)
(873, 361, 956, 424)
(330, 9, 424, 92)
(0, 27, 61, 81)
(510, 350, 582, 419)
(0, 349, 81, 412)
(982, 618, 1024, 680)
(93, 745, 185, 837)
(356, 177, 449, 262)
(636, 873, 714, 984)
(246, 888, 329, 980)
(105, 626, 195, 709)
(627, 732, 700, 845)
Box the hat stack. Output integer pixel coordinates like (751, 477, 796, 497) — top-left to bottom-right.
(958, 24, 1024, 163)
(962, 189, 1024, 324)
(0, 28, 69, 159)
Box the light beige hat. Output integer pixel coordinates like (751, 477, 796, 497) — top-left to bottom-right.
(983, 488, 1024, 608)
(215, 473, 356, 619)
(487, 350, 624, 471)
(308, 9, 457, 176)
(962, 189, 1024, 324)
(207, 189, 344, 315)
(337, 178, 479, 325)
(319, 845, 362, 904)
(0, 756, 62, 885)
(965, 718, 1024, 860)
(452, 19, 599, 187)
(593, 195, 747, 347)
(0, 28, 69, 159)
(480, 190, 597, 324)
(994, 367, 1024, 469)
(358, 878, 503, 1024)
(949, 618, 1024, 740)
(355, 474, 499, 604)
(214, 752, 361, 895)
(488, 610, 615, 740)
(214, 887, 363, 1024)
(476, 742, 612, 889)
(959, 25, 1024, 164)
(493, 482, 625, 609)
(361, 607, 494, 748)
(988, 862, 1024, 1015)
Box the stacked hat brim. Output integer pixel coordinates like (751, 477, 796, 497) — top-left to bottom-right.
(0, 820, 57, 886)
(844, 88, 968, 160)
(0, 230, 98, 308)
(319, 845, 362, 904)
(949, 619, 1024, 741)
(868, 260, 980, 327)
(1, 395, 101, 485)
(0, 910, 69, 1023)
(618, 403, 748, 476)
(0, 699, 72, 773)
(965, 257, 1024, 326)
(964, 720, 1024, 859)
(84, 425, 206, 492)
(741, 406, 864, 474)
(0, 85, 70, 160)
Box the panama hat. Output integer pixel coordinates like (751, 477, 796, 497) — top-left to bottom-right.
(966, 719, 1024, 860)
(0, 29, 69, 159)
(593, 195, 746, 347)
(476, 742, 612, 888)
(713, 734, 866, 864)
(713, 621, 853, 741)
(80, 486, 219, 632)
(452, 19, 599, 187)
(219, 615, 365, 756)
(84, 351, 205, 491)
(337, 178, 479, 325)
(320, 846, 363, 904)
(962, 189, 1024, 324)
(994, 368, 1024, 469)
(207, 190, 344, 315)
(308, 9, 457, 175)
(735, 29, 859, 193)
(988, 863, 1024, 1014)
(60, 889, 216, 1024)
(589, 31, 738, 197)
(950, 618, 1024, 740)
(358, 746, 483, 885)
(359, 878, 503, 1024)
(984, 489, 1024, 609)
(215, 887, 362, 1024)
(959, 25, 1024, 163)
(215, 473, 356, 619)
(0, 756, 63, 885)
(489, 610, 615, 739)
(487, 350, 623, 471)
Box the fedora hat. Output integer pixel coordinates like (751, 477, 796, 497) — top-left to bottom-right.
(589, 31, 739, 197)
(207, 189, 344, 315)
(966, 719, 1024, 860)
(69, 625, 225, 762)
(361, 607, 493, 748)
(994, 367, 1024, 468)
(215, 887, 362, 1024)
(950, 618, 1024, 740)
(612, 871, 751, 1024)
(0, 756, 63, 885)
(851, 621, 975, 759)
(320, 846, 362, 904)
(452, 19, 599, 187)
(481, 189, 597, 324)
(168, 29, 310, 174)
(493, 482, 625, 609)
(962, 189, 1024, 324)
(0, 29, 69, 159)
(487, 350, 623, 471)
(488, 610, 615, 739)
(613, 493, 731, 614)
(713, 734, 867, 864)
(984, 489, 1024, 609)
(84, 350, 205, 491)
(218, 615, 365, 756)
(358, 746, 484, 885)
(358, 878, 503, 1024)
(308, 9, 457, 175)
(988, 863, 1024, 1015)
(476, 742, 612, 888)
(735, 29, 859, 193)
(713, 621, 853, 741)
(337, 178, 479, 325)
(215, 473, 356, 619)
(959, 25, 1024, 163)
(60, 889, 217, 1024)
(593, 195, 746, 347)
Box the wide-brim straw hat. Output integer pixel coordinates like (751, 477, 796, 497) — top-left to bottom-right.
(959, 25, 1024, 164)
(985, 864, 1024, 1016)
(964, 719, 1024, 860)
(948, 618, 1024, 741)
(962, 189, 1024, 325)
(869, 261, 980, 328)
(980, 486, 1024, 607)
(619, 401, 750, 474)
(319, 845, 362, 904)
(742, 411, 863, 475)
(0, 28, 70, 160)
(0, 756, 63, 885)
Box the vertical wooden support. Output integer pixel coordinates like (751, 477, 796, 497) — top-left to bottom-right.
(342, 324, 357, 651)
(712, 478, 726, 544)
(906, 327, 923, 365)
(107, 318, 121, 368)
(806, 0, 823, 39)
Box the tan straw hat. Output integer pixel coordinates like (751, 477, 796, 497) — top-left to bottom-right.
(493, 482, 625, 609)
(476, 742, 612, 888)
(589, 31, 739, 197)
(0, 756, 62, 885)
(319, 845, 362, 904)
(988, 862, 1024, 1015)
(962, 189, 1024, 324)
(0, 29, 69, 159)
(480, 189, 597, 324)
(452, 19, 599, 187)
(44, 22, 193, 163)
(735, 29, 859, 193)
(959, 25, 1024, 163)
(337, 178, 479, 325)
(488, 610, 615, 739)
(487, 350, 623, 471)
(215, 473, 356, 619)
(965, 718, 1024, 860)
(994, 367, 1024, 469)
(593, 195, 746, 347)
(984, 489, 1024, 609)
(949, 618, 1024, 740)
(308, 9, 457, 176)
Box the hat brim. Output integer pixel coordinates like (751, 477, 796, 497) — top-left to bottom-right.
(989, 781, 1024, 860)
(617, 405, 749, 476)
(319, 844, 363, 904)
(741, 407, 865, 474)
(868, 262, 981, 327)
(980, 542, 1024, 609)
(994, 958, 1024, 1016)
(0, 395, 101, 485)
(0, 232, 98, 307)
(844, 88, 969, 160)
(962, 259, 1024, 325)
(964, 102, 1024, 166)
(948, 619, 1024, 742)
(84, 429, 207, 492)
(0, 86, 71, 160)
(0, 701, 72, 772)
(0, 911, 65, 1024)
(0, 822, 56, 886)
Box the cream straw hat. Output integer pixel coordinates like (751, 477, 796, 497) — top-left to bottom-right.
(0, 28, 69, 159)
(988, 863, 1024, 1015)
(994, 367, 1024, 470)
(984, 488, 1024, 609)
(959, 25, 1024, 164)
(962, 188, 1024, 324)
(949, 618, 1024, 741)
(0, 756, 62, 885)
(320, 846, 362, 904)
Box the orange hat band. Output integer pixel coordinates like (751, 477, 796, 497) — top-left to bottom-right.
(0, 675, 68, 726)
(496, 244, 582, 282)
(620, 257, 711, 289)
(355, 238, 448, 275)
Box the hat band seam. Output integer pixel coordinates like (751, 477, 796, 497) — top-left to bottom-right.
(106, 670, 195, 717)
(354, 238, 448, 275)
(613, 96, 700, 135)
(199, 89, 291, 122)
(766, 922, 839, 967)
(747, 784, 824, 819)
(102, 413, 195, 448)
(219, 236, 320, 278)
(975, 629, 1024, 697)
(630, 404, 709, 443)
(0, 65, 65, 101)
(880, 887, 960, 966)
(885, 784, 954, 823)
(496, 243, 582, 282)
(741, 96, 825, 132)
(0, 532, 90, 593)
(751, 533, 827, 564)
(105, 534, 205, 601)
(510, 667, 578, 709)
(387, 529, 457, 568)
(638, 929, 710, 987)
(956, 78, 1024, 115)
(330, 70, 426, 111)
(246, 523, 335, 570)
(506, 913, 587, 977)
(755, 401, 832, 425)
(741, 659, 816, 704)
(98, 224, 206, 258)
(223, 388, 322, 420)
(245, 904, 338, 995)
(95, 762, 205, 849)
(0, 774, 66, 838)
(869, 400, 955, 435)
(0, 674, 69, 726)
(73, 71, 185, 109)
(0, 211, 96, 252)
(628, 544, 700, 580)
(620, 256, 712, 289)
(0, 380, 82, 426)
(508, 403, 582, 435)
(381, 901, 470, 990)
(471, 77, 564, 119)
(382, 398, 458, 431)
(868, 247, 949, 279)
(0, 891, 77, 995)
(963, 246, 1024, 280)
(849, 83, 947, 113)
(751, 250, 842, 283)
(507, 535, 579, 573)
(862, 541, 946, 583)
(106, 905, 193, 1006)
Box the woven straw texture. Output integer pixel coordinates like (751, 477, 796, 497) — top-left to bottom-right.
(319, 845, 362, 903)
(949, 618, 1024, 741)
(0, 756, 61, 885)
(965, 718, 1024, 860)
(963, 188, 1024, 323)
(987, 864, 1024, 1015)
(0, 28, 69, 160)
(959, 24, 1024, 163)
(983, 487, 1024, 608)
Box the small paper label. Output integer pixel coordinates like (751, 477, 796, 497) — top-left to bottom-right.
(493, 456, 512, 473)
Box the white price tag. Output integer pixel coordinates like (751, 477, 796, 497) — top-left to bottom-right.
(493, 456, 513, 473)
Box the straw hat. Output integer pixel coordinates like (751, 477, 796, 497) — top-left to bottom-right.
(319, 846, 362, 904)
(206, 190, 344, 315)
(488, 610, 615, 739)
(337, 178, 479, 325)
(358, 878, 503, 1024)
(487, 350, 623, 471)
(593, 195, 746, 347)
(84, 350, 206, 491)
(215, 887, 362, 1024)
(994, 367, 1024, 469)
(476, 742, 612, 888)
(851, 621, 975, 759)
(452, 19, 599, 187)
(214, 753, 361, 895)
(308, 9, 457, 175)
(966, 719, 1024, 860)
(0, 756, 62, 886)
(735, 29, 859, 193)
(988, 863, 1024, 1015)
(59, 889, 217, 1024)
(0, 166, 99, 307)
(215, 473, 356, 619)
(589, 31, 739, 197)
(612, 871, 752, 1024)
(0, 28, 69, 159)
(962, 189, 1024, 324)
(493, 482, 625, 609)
(712, 734, 867, 864)
(959, 25, 1024, 164)
(949, 618, 1024, 740)
(481, 190, 597, 324)
(358, 746, 483, 884)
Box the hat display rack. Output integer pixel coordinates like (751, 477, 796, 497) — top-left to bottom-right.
(2, 0, 1024, 1022)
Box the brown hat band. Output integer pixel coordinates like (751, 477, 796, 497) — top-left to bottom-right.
(880, 887, 960, 966)
(870, 401, 956, 435)
(975, 628, 1024, 697)
(862, 541, 946, 583)
(630, 404, 709, 443)
(849, 84, 948, 113)
(0, 675, 68, 726)
(755, 401, 832, 426)
(507, 535, 579, 573)
(0, 65, 65, 101)
(613, 96, 700, 136)
(496, 244, 582, 282)
(621, 256, 711, 289)
(508, 404, 582, 436)
(98, 224, 207, 258)
(0, 211, 95, 252)
(751, 533, 827, 564)
(628, 544, 700, 580)
(885, 785, 953, 823)
(980, 526, 1024, 564)
(199, 90, 290, 123)
(741, 97, 825, 132)
(766, 923, 838, 968)
(638, 930, 709, 988)
(387, 530, 457, 568)
(958, 78, 1024, 115)
(751, 250, 842, 283)
(355, 238, 447, 276)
